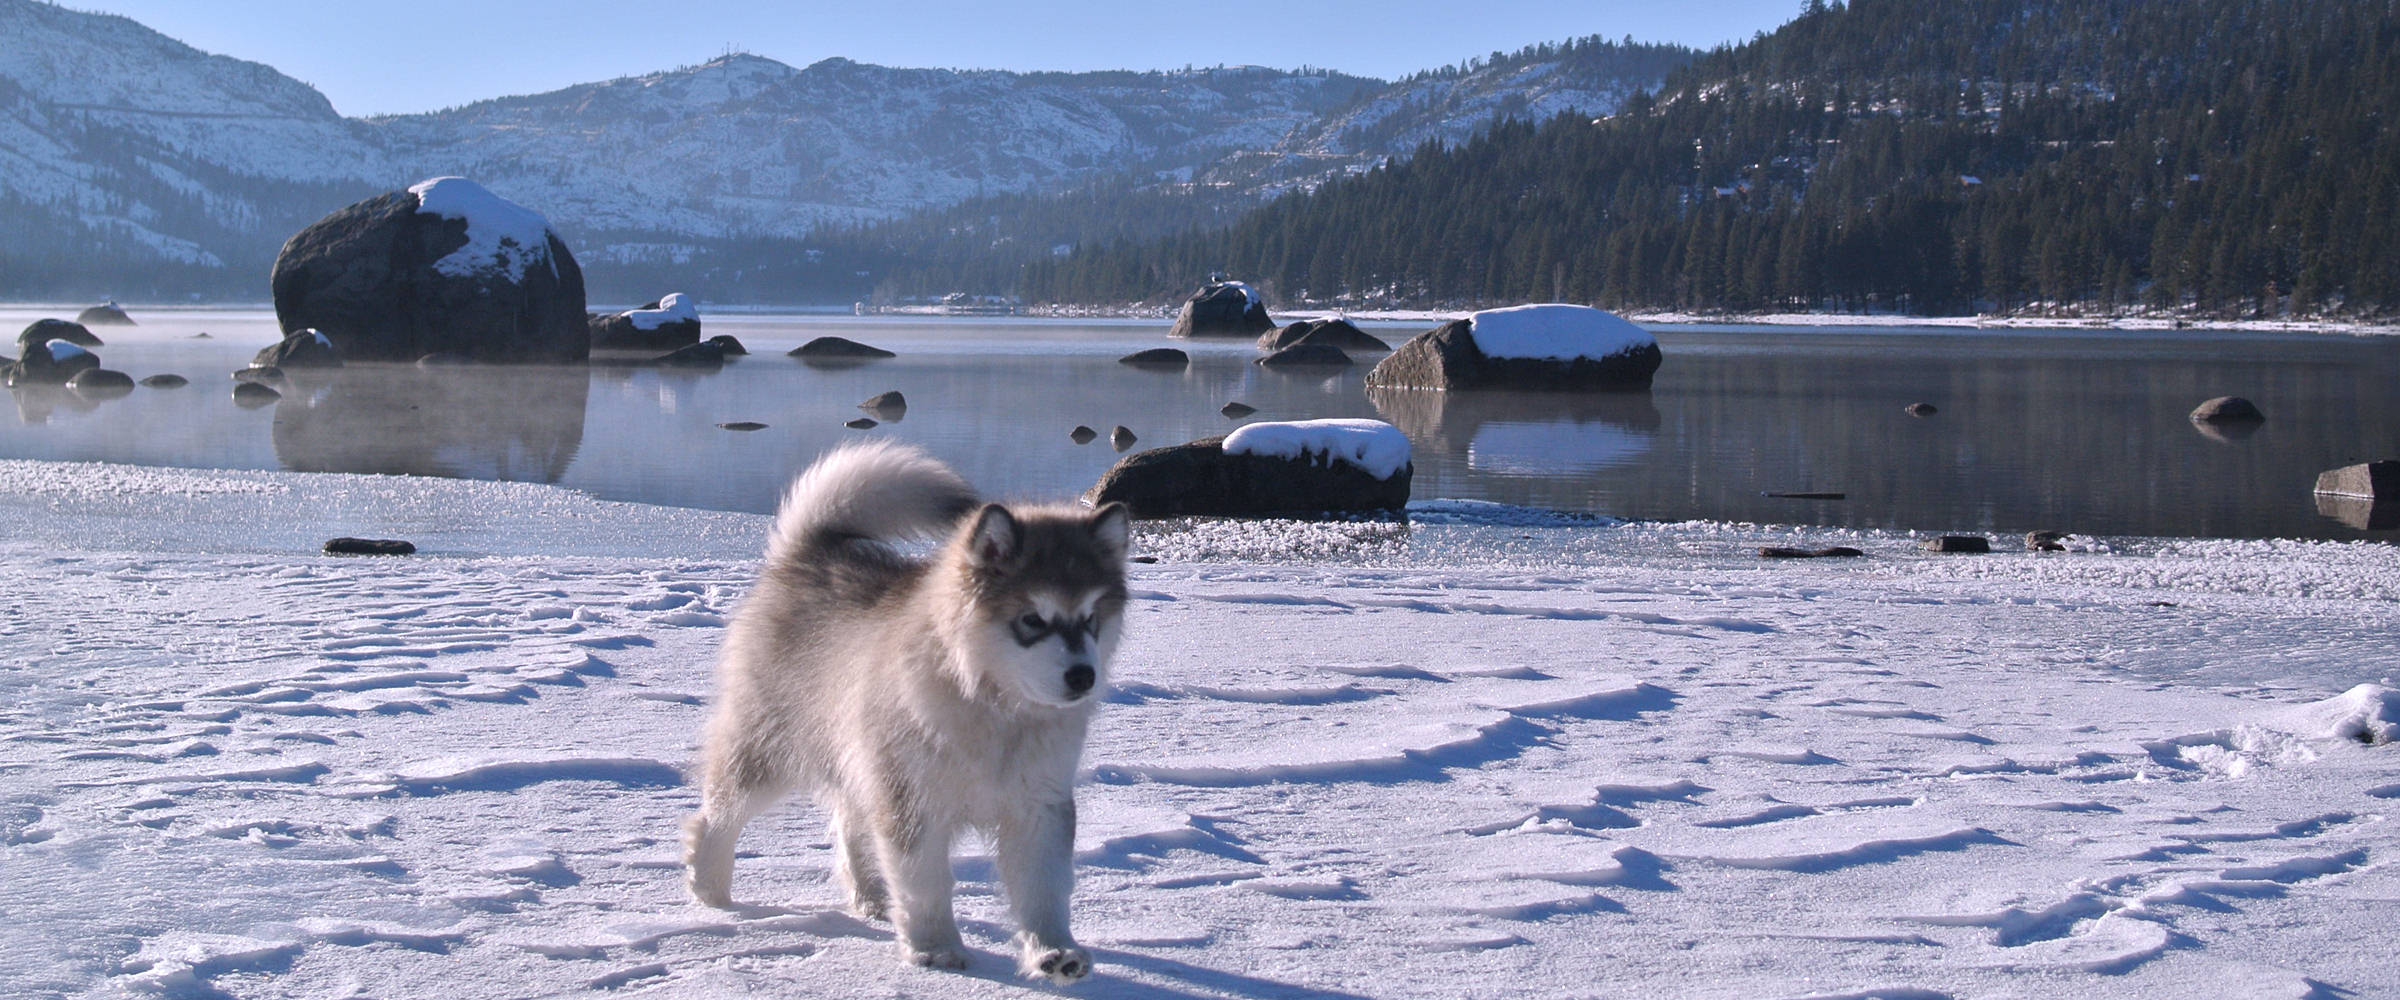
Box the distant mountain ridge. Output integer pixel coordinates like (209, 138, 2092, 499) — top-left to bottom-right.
(0, 0, 1690, 299)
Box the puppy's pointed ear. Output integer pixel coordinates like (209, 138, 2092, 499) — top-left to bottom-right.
(969, 504, 1020, 569)
(1089, 501, 1130, 560)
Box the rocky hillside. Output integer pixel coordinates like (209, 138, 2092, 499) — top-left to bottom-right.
(0, 0, 1689, 299)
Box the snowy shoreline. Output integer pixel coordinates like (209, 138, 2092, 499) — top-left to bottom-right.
(4, 459, 2396, 998)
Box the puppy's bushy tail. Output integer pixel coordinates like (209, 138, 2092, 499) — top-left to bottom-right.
(767, 440, 978, 562)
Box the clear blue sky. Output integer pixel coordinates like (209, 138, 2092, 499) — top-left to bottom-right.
(73, 0, 1801, 116)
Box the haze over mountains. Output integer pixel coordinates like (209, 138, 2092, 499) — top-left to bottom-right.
(0, 0, 1688, 299)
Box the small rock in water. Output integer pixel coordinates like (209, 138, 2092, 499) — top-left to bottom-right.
(67, 369, 135, 397)
(790, 336, 895, 362)
(1109, 426, 1137, 451)
(718, 421, 768, 431)
(1221, 401, 1257, 418)
(705, 334, 748, 356)
(860, 391, 907, 419)
(139, 374, 188, 388)
(324, 537, 415, 556)
(1069, 425, 1098, 444)
(845, 417, 878, 430)
(191, 332, 212, 339)
(1759, 546, 1865, 559)
(1119, 348, 1189, 368)
(2189, 396, 2264, 424)
(231, 381, 281, 407)
(1922, 535, 1991, 553)
(1905, 402, 1938, 417)
(2025, 530, 2068, 551)
(233, 365, 283, 385)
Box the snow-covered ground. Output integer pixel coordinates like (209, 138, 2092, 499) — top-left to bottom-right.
(4, 459, 2396, 998)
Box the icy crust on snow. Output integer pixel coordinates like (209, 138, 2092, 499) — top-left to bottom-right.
(1222, 418, 1411, 480)
(1467, 303, 1656, 361)
(407, 177, 560, 283)
(625, 292, 698, 331)
(3, 459, 2399, 998)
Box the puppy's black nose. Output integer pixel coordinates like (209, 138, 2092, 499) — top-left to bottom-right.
(1064, 664, 1096, 696)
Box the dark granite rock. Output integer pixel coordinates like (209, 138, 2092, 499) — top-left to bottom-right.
(1366, 316, 1660, 391)
(2, 338, 99, 385)
(1167, 282, 1274, 338)
(1118, 348, 1190, 368)
(652, 341, 728, 369)
(2315, 461, 2400, 501)
(1759, 546, 1865, 558)
(233, 365, 284, 385)
(74, 303, 134, 327)
(270, 180, 588, 364)
(1084, 435, 1411, 518)
(1257, 343, 1352, 368)
(1922, 535, 1991, 553)
(66, 368, 135, 397)
(860, 391, 907, 420)
(704, 335, 747, 356)
(590, 295, 702, 352)
(2190, 396, 2265, 424)
(789, 336, 895, 362)
(232, 381, 282, 407)
(139, 374, 189, 388)
(718, 421, 768, 431)
(1110, 426, 1137, 452)
(1906, 402, 1939, 417)
(1070, 425, 1098, 444)
(1257, 318, 1388, 353)
(253, 329, 343, 369)
(324, 537, 415, 555)
(1220, 401, 1257, 418)
(19, 319, 102, 350)
(845, 417, 879, 430)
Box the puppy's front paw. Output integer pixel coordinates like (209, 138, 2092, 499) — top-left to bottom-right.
(903, 943, 970, 971)
(1019, 944, 1092, 984)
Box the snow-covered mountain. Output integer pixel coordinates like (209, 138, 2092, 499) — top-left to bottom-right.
(0, 0, 1686, 297)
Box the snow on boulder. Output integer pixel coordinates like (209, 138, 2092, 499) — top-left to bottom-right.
(1367, 304, 1662, 392)
(2269, 684, 2399, 744)
(271, 177, 588, 364)
(1168, 280, 1275, 338)
(17, 318, 101, 350)
(3, 338, 100, 386)
(590, 293, 702, 352)
(1085, 420, 1411, 518)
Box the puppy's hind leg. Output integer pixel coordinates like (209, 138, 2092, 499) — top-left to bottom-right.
(682, 767, 786, 909)
(875, 817, 968, 970)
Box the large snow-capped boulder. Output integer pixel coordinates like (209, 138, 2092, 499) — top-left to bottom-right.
(1168, 281, 1274, 338)
(271, 177, 588, 364)
(1366, 304, 1661, 392)
(1257, 318, 1389, 353)
(1083, 418, 1411, 518)
(590, 293, 702, 352)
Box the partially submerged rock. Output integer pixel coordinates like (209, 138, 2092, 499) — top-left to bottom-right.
(233, 365, 284, 386)
(790, 337, 895, 363)
(66, 368, 135, 398)
(845, 417, 878, 429)
(232, 381, 281, 407)
(1922, 535, 1991, 553)
(591, 293, 702, 352)
(271, 177, 588, 364)
(1759, 546, 1864, 559)
(1070, 425, 1098, 444)
(1905, 402, 1939, 417)
(253, 329, 343, 369)
(74, 302, 134, 327)
(652, 341, 728, 369)
(2190, 396, 2265, 424)
(139, 374, 189, 388)
(1110, 426, 1137, 452)
(20, 319, 101, 349)
(1258, 318, 1388, 353)
(1167, 281, 1274, 339)
(2315, 461, 2399, 501)
(1257, 343, 1351, 368)
(704, 335, 747, 356)
(1220, 401, 1257, 419)
(3, 338, 99, 386)
(860, 391, 907, 420)
(1119, 348, 1189, 369)
(1084, 419, 1411, 518)
(1366, 304, 1660, 392)
(718, 421, 768, 431)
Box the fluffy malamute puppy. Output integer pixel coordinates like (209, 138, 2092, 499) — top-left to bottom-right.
(683, 441, 1128, 984)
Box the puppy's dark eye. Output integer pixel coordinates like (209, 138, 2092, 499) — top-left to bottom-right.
(1017, 613, 1045, 632)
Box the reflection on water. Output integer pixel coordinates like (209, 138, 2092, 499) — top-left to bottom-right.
(271, 365, 589, 483)
(1, 308, 2395, 542)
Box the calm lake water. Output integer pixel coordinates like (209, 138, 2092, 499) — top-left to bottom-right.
(6, 307, 2397, 542)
